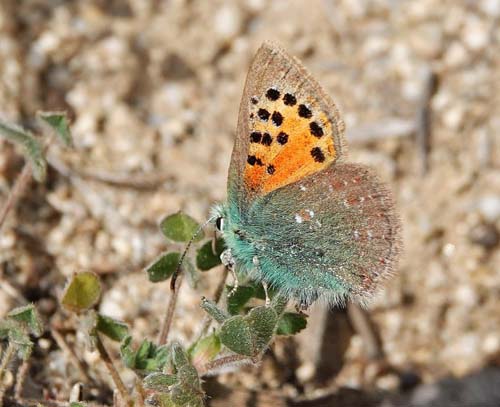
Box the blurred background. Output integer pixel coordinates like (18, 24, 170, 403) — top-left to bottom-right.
(0, 0, 499, 405)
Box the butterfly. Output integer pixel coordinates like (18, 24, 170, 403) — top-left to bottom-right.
(211, 42, 401, 308)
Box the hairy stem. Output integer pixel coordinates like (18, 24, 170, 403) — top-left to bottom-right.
(0, 342, 16, 407)
(0, 164, 32, 233)
(157, 273, 184, 346)
(201, 354, 252, 376)
(95, 334, 131, 406)
(14, 359, 29, 400)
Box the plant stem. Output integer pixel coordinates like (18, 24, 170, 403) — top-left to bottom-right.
(193, 267, 229, 345)
(201, 354, 252, 376)
(0, 163, 32, 233)
(134, 380, 146, 407)
(0, 342, 16, 407)
(14, 359, 29, 399)
(95, 334, 131, 407)
(157, 273, 184, 346)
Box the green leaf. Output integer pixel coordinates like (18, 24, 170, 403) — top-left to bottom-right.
(7, 303, 43, 337)
(226, 285, 255, 315)
(276, 312, 307, 335)
(189, 333, 221, 368)
(120, 336, 169, 373)
(37, 111, 73, 147)
(120, 335, 135, 368)
(8, 328, 33, 360)
(160, 212, 203, 243)
(0, 119, 46, 182)
(143, 372, 178, 392)
(145, 252, 180, 283)
(220, 316, 254, 356)
(246, 306, 278, 351)
(184, 257, 199, 289)
(96, 314, 128, 342)
(195, 238, 225, 271)
(69, 403, 87, 407)
(0, 319, 16, 339)
(200, 297, 229, 324)
(136, 339, 154, 369)
(61, 272, 101, 312)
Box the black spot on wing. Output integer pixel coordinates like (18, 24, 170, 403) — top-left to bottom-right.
(283, 93, 297, 106)
(250, 132, 262, 143)
(266, 88, 280, 101)
(310, 147, 325, 162)
(277, 132, 288, 145)
(309, 122, 324, 137)
(298, 104, 312, 118)
(258, 108, 270, 121)
(261, 133, 272, 146)
(271, 111, 283, 126)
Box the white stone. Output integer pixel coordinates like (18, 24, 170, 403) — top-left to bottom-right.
(214, 5, 242, 40)
(477, 195, 500, 222)
(480, 0, 500, 17)
(462, 16, 489, 51)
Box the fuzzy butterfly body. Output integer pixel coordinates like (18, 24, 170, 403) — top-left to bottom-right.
(214, 42, 401, 307)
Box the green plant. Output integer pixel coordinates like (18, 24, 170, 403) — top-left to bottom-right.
(0, 115, 307, 407)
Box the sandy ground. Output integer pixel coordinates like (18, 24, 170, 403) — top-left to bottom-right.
(0, 0, 499, 405)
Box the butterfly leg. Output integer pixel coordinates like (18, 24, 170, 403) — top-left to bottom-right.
(262, 281, 271, 307)
(221, 249, 238, 297)
(252, 256, 270, 306)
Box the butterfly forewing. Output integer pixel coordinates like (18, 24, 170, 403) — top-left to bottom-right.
(228, 41, 346, 210)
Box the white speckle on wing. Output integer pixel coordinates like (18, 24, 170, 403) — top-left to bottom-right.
(295, 214, 303, 223)
(299, 185, 307, 191)
(328, 185, 333, 192)
(359, 196, 365, 203)
(343, 199, 349, 207)
(306, 209, 315, 218)
(316, 220, 322, 227)
(367, 230, 373, 240)
(354, 230, 360, 241)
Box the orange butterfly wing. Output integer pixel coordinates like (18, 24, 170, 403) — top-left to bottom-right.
(228, 42, 346, 207)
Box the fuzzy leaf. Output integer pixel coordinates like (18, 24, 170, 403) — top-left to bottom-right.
(160, 212, 203, 243)
(195, 238, 225, 271)
(120, 336, 169, 373)
(38, 111, 73, 147)
(246, 306, 278, 351)
(7, 303, 43, 337)
(226, 285, 255, 315)
(120, 336, 136, 368)
(61, 272, 101, 312)
(69, 403, 87, 407)
(200, 297, 229, 324)
(8, 328, 33, 360)
(143, 372, 178, 392)
(276, 312, 307, 336)
(189, 333, 221, 368)
(0, 119, 46, 181)
(0, 319, 16, 339)
(96, 314, 128, 342)
(145, 252, 180, 283)
(220, 316, 254, 356)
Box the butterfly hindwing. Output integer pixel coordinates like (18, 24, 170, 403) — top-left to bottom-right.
(228, 41, 346, 209)
(245, 163, 401, 305)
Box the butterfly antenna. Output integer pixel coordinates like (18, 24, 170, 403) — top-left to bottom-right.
(170, 215, 217, 290)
